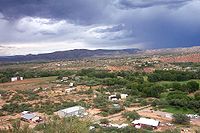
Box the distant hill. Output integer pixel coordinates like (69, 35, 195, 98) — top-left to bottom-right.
(0, 49, 140, 62)
(143, 46, 200, 55)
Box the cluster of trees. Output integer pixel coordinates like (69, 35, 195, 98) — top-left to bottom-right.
(170, 81, 199, 93)
(122, 111, 140, 121)
(152, 90, 200, 114)
(148, 70, 200, 82)
(0, 117, 90, 133)
(77, 69, 116, 79)
(1, 103, 32, 114)
(172, 114, 190, 125)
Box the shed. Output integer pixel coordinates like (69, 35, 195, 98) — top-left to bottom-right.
(11, 76, 23, 82)
(69, 83, 74, 87)
(120, 94, 128, 99)
(132, 118, 160, 129)
(21, 113, 36, 121)
(57, 106, 85, 118)
(21, 111, 30, 115)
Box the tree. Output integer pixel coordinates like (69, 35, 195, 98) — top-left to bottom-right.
(172, 114, 190, 125)
(123, 111, 140, 121)
(172, 82, 182, 91)
(195, 92, 200, 100)
(100, 119, 109, 125)
(143, 85, 164, 98)
(186, 81, 199, 93)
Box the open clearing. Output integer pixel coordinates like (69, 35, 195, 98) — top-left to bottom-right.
(0, 76, 57, 90)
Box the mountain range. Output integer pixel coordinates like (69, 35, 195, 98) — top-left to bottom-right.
(0, 46, 199, 62)
(0, 49, 140, 62)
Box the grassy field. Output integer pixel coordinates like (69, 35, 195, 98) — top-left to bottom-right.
(162, 106, 195, 114)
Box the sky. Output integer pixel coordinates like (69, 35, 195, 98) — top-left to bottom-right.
(0, 0, 199, 56)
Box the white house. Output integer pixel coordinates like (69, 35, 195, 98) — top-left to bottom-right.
(11, 77, 23, 82)
(65, 87, 76, 93)
(120, 94, 128, 99)
(56, 106, 86, 118)
(132, 118, 160, 129)
(108, 94, 128, 101)
(69, 83, 74, 87)
(108, 95, 119, 101)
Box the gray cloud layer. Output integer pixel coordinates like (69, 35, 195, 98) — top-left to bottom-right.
(114, 0, 190, 9)
(0, 0, 199, 55)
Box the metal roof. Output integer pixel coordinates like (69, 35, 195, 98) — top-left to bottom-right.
(59, 106, 85, 113)
(21, 113, 36, 120)
(132, 118, 159, 127)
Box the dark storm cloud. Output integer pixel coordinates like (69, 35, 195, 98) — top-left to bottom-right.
(0, 0, 109, 24)
(114, 0, 191, 9)
(0, 0, 199, 55)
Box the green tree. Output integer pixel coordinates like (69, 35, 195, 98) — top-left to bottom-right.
(123, 111, 140, 121)
(172, 114, 190, 125)
(186, 81, 199, 93)
(194, 92, 200, 100)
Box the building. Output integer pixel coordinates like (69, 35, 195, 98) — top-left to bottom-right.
(21, 112, 42, 123)
(108, 94, 128, 101)
(132, 118, 160, 129)
(11, 76, 23, 82)
(21, 113, 36, 122)
(56, 106, 86, 118)
(120, 94, 128, 99)
(21, 111, 30, 115)
(65, 87, 76, 93)
(69, 82, 74, 87)
(108, 95, 119, 101)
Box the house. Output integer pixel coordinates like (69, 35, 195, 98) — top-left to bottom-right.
(108, 95, 119, 101)
(65, 87, 76, 93)
(21, 112, 42, 123)
(108, 94, 128, 101)
(120, 94, 128, 99)
(11, 76, 23, 82)
(21, 113, 36, 122)
(69, 82, 74, 87)
(132, 118, 160, 129)
(61, 77, 69, 82)
(56, 106, 86, 118)
(62, 77, 69, 81)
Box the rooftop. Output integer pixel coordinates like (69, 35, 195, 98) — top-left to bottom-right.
(21, 113, 36, 120)
(59, 106, 85, 113)
(132, 118, 160, 127)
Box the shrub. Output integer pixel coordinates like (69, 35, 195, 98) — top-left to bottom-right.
(123, 111, 140, 121)
(172, 114, 190, 125)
